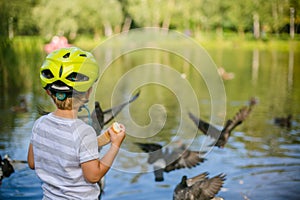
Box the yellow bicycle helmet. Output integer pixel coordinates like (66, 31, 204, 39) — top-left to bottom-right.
(40, 47, 99, 100)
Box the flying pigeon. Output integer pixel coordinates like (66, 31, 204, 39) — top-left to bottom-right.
(173, 172, 226, 200)
(135, 142, 206, 182)
(188, 97, 257, 148)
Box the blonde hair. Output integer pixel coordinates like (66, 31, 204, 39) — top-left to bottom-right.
(50, 93, 88, 110)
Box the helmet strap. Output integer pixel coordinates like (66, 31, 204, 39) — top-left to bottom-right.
(79, 104, 92, 126)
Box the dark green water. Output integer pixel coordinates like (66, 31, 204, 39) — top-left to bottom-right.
(0, 35, 299, 199)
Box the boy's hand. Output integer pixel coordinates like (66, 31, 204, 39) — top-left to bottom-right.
(108, 123, 126, 147)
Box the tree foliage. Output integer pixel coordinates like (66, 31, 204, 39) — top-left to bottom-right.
(1, 0, 299, 39)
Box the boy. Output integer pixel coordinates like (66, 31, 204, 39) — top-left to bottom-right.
(27, 47, 125, 199)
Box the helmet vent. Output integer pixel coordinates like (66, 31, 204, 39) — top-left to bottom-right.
(41, 69, 54, 79)
(63, 52, 70, 58)
(79, 54, 87, 57)
(66, 72, 89, 82)
(59, 65, 63, 77)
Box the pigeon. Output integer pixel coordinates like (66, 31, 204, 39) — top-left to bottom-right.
(91, 90, 141, 132)
(173, 172, 226, 200)
(274, 114, 292, 128)
(37, 90, 140, 133)
(0, 155, 15, 185)
(135, 142, 206, 182)
(90, 101, 105, 133)
(189, 97, 257, 148)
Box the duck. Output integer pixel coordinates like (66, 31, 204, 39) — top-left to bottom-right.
(274, 114, 292, 128)
(135, 142, 206, 182)
(0, 155, 15, 185)
(173, 172, 226, 200)
(188, 97, 257, 148)
(10, 97, 28, 113)
(217, 67, 235, 80)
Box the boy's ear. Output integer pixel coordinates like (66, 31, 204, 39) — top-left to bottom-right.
(46, 90, 51, 95)
(86, 87, 93, 98)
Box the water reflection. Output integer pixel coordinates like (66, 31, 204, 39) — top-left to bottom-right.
(0, 41, 300, 199)
(251, 49, 259, 85)
(288, 44, 294, 90)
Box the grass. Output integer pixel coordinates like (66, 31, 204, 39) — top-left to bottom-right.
(7, 33, 300, 55)
(71, 32, 300, 52)
(194, 32, 300, 52)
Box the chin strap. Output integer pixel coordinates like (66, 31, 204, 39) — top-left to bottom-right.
(79, 104, 92, 126)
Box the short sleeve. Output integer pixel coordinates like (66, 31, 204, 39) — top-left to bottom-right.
(30, 116, 44, 143)
(78, 125, 99, 163)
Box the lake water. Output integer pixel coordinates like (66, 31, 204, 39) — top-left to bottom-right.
(0, 33, 299, 200)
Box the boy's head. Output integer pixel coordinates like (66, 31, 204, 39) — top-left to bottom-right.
(40, 47, 99, 110)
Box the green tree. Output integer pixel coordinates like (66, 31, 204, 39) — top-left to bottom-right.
(33, 0, 87, 39)
(127, 0, 179, 29)
(170, 0, 203, 32)
(226, 0, 254, 36)
(127, 0, 162, 27)
(33, 0, 123, 39)
(77, 0, 123, 37)
(0, 0, 38, 38)
(1, 0, 298, 39)
(199, 0, 230, 36)
(0, 0, 10, 38)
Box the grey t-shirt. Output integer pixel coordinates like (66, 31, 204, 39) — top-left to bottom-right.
(31, 113, 100, 200)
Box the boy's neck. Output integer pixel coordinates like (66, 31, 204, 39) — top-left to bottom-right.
(53, 109, 78, 119)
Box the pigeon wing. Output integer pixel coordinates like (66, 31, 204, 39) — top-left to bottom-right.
(90, 101, 105, 134)
(186, 172, 209, 187)
(135, 142, 163, 164)
(193, 173, 226, 199)
(222, 103, 254, 134)
(135, 142, 162, 153)
(102, 90, 141, 125)
(164, 148, 205, 172)
(188, 112, 221, 140)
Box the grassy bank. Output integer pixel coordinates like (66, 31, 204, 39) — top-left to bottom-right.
(8, 33, 300, 54)
(72, 33, 300, 52)
(193, 32, 300, 51)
